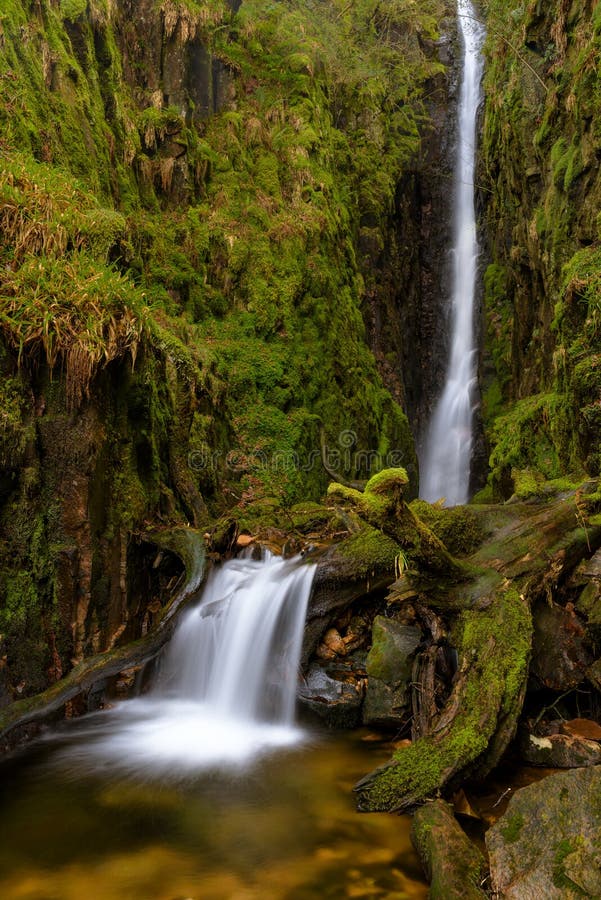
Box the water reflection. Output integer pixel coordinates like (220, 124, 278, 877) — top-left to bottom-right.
(0, 730, 427, 900)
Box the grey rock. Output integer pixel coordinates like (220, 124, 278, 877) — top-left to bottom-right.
(297, 662, 363, 729)
(486, 766, 601, 899)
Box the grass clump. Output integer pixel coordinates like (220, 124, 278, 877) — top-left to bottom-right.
(0, 155, 145, 408)
(0, 253, 144, 408)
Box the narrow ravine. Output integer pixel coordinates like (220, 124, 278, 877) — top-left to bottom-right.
(419, 0, 485, 505)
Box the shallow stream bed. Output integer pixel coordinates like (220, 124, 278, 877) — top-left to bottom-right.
(0, 725, 427, 900)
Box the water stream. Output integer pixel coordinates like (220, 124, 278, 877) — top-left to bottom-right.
(0, 552, 428, 898)
(0, 731, 427, 900)
(419, 0, 485, 505)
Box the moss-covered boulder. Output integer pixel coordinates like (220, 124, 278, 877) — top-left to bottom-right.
(486, 767, 601, 898)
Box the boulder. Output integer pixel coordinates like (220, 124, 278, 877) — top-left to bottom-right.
(297, 662, 364, 729)
(363, 617, 421, 728)
(486, 766, 601, 898)
(519, 730, 601, 768)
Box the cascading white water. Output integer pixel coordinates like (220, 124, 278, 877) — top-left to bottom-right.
(159, 551, 314, 725)
(55, 551, 315, 777)
(419, 0, 485, 506)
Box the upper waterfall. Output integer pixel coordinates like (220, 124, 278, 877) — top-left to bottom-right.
(419, 0, 485, 506)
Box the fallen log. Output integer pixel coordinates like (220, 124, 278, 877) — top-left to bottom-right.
(355, 481, 601, 811)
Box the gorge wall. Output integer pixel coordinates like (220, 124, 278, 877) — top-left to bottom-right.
(0, 0, 450, 701)
(479, 0, 601, 497)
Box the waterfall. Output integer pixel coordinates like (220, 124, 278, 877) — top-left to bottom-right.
(158, 551, 314, 725)
(54, 551, 315, 777)
(419, 0, 485, 506)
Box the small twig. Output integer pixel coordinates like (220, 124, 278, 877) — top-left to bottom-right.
(491, 787, 512, 809)
(532, 687, 576, 728)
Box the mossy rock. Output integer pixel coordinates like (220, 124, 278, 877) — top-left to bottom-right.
(487, 767, 601, 898)
(411, 800, 487, 899)
(366, 616, 421, 683)
(363, 616, 421, 728)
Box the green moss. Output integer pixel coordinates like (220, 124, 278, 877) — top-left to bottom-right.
(364, 467, 409, 495)
(409, 501, 486, 556)
(337, 526, 401, 580)
(501, 812, 525, 843)
(0, 375, 30, 468)
(486, 393, 583, 499)
(60, 0, 88, 21)
(471, 485, 494, 505)
(481, 0, 601, 487)
(0, 0, 449, 696)
(551, 838, 589, 894)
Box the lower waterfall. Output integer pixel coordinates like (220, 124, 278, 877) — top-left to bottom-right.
(55, 551, 315, 778)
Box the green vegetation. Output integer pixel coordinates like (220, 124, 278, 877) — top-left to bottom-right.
(0, 0, 445, 506)
(480, 0, 601, 496)
(501, 812, 525, 844)
(409, 500, 486, 556)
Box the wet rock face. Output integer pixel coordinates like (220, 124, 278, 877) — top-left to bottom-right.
(361, 5, 459, 449)
(0, 359, 192, 702)
(480, 2, 601, 483)
(117, 0, 234, 119)
(486, 767, 601, 899)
